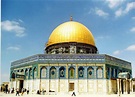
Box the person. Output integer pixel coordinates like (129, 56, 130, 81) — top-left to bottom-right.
(71, 91, 76, 96)
(24, 88, 26, 92)
(0, 86, 2, 92)
(21, 88, 24, 96)
(10, 88, 12, 94)
(5, 85, 8, 94)
(11, 88, 14, 93)
(16, 88, 20, 96)
(5, 88, 8, 94)
(27, 88, 29, 94)
(42, 89, 46, 95)
(8, 88, 10, 94)
(37, 90, 40, 94)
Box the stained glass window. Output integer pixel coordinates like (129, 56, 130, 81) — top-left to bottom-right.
(78, 67, 84, 78)
(88, 67, 94, 79)
(59, 67, 65, 78)
(69, 67, 75, 79)
(50, 67, 56, 79)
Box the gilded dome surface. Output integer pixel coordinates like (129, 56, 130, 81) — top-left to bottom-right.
(46, 21, 95, 47)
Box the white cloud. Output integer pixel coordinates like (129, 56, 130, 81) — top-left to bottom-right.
(125, 2, 135, 13)
(132, 17, 135, 20)
(18, 19, 23, 23)
(1, 20, 26, 37)
(115, 8, 123, 17)
(105, 0, 126, 9)
(7, 46, 20, 51)
(126, 45, 135, 51)
(113, 50, 121, 55)
(113, 44, 135, 55)
(130, 27, 135, 33)
(95, 8, 109, 18)
(115, 2, 135, 17)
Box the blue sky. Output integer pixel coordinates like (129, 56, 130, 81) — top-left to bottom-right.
(1, 0, 135, 83)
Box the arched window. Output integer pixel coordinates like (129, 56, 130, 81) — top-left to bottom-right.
(59, 66, 65, 78)
(97, 67, 103, 78)
(78, 66, 84, 78)
(11, 72, 15, 80)
(87, 67, 94, 79)
(50, 66, 56, 79)
(25, 69, 28, 80)
(41, 67, 47, 78)
(33, 67, 37, 79)
(29, 68, 32, 79)
(69, 67, 75, 79)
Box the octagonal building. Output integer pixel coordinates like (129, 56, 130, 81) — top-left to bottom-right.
(10, 18, 132, 95)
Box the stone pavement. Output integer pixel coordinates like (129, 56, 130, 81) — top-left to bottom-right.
(0, 92, 135, 97)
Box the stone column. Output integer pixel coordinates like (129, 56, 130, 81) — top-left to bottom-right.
(132, 80, 134, 92)
(126, 78, 128, 94)
(119, 79, 121, 94)
(117, 79, 120, 95)
(66, 64, 69, 92)
(56, 66, 59, 93)
(39, 67, 41, 91)
(76, 64, 78, 79)
(46, 66, 50, 93)
(94, 66, 97, 79)
(75, 64, 78, 93)
(94, 66, 97, 94)
(130, 79, 131, 93)
(103, 65, 106, 79)
(124, 79, 126, 94)
(130, 79, 133, 93)
(66, 64, 68, 79)
(84, 66, 88, 92)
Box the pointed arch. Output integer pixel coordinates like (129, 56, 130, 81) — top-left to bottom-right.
(50, 66, 56, 79)
(97, 67, 103, 79)
(40, 66, 47, 78)
(87, 67, 94, 79)
(78, 66, 84, 78)
(11, 72, 15, 79)
(59, 66, 65, 78)
(69, 66, 75, 79)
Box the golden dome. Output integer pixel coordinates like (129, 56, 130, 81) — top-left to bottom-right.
(46, 21, 96, 47)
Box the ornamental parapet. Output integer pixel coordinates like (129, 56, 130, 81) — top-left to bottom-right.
(11, 54, 131, 69)
(11, 54, 105, 68)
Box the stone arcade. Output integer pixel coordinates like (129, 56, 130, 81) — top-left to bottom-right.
(10, 18, 133, 94)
